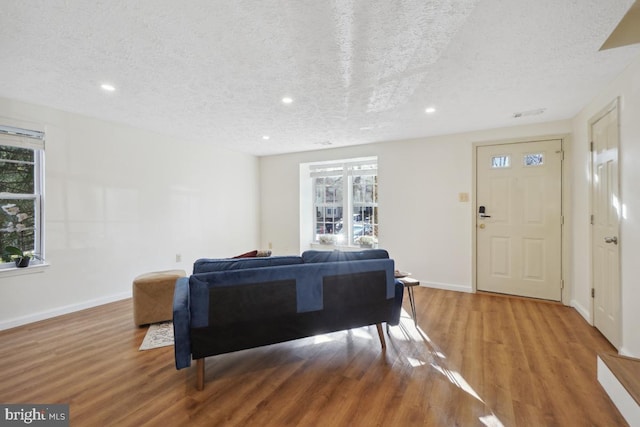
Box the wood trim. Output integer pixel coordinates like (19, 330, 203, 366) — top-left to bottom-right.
(599, 352, 640, 406)
(476, 290, 563, 305)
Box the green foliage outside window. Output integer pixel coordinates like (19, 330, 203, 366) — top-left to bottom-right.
(0, 145, 36, 262)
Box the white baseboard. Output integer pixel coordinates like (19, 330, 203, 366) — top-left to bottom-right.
(597, 356, 640, 426)
(620, 347, 638, 358)
(0, 291, 132, 331)
(418, 280, 473, 293)
(570, 299, 591, 324)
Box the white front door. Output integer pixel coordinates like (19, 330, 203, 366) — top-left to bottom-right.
(476, 140, 563, 300)
(590, 100, 621, 349)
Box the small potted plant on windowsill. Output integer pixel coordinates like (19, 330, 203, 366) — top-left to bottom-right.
(357, 235, 377, 249)
(318, 234, 336, 245)
(2, 245, 41, 268)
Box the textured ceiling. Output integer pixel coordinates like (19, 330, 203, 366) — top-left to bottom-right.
(1, 0, 640, 156)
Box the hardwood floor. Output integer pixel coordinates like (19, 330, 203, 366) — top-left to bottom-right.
(0, 288, 627, 426)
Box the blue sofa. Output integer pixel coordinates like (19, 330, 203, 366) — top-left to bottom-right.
(173, 249, 404, 389)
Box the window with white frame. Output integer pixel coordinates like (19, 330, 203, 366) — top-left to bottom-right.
(0, 125, 45, 268)
(310, 157, 378, 247)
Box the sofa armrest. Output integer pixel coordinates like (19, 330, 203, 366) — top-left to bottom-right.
(173, 277, 192, 369)
(388, 279, 405, 326)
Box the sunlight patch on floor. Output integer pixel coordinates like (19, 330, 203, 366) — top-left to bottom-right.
(390, 304, 506, 427)
(305, 306, 504, 426)
(352, 328, 374, 340)
(407, 357, 427, 367)
(309, 325, 378, 345)
(427, 347, 505, 426)
(312, 334, 335, 344)
(430, 364, 483, 402)
(389, 309, 434, 342)
(479, 414, 505, 427)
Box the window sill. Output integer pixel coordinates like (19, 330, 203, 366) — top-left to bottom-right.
(310, 243, 379, 251)
(0, 262, 50, 278)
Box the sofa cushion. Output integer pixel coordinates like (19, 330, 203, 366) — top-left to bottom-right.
(301, 249, 389, 263)
(193, 256, 303, 274)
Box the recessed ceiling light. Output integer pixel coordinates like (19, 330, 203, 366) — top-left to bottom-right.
(282, 97, 293, 104)
(101, 84, 116, 92)
(262, 135, 270, 140)
(425, 107, 436, 114)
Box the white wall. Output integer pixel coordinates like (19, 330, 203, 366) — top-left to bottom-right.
(261, 52, 640, 357)
(570, 55, 640, 357)
(0, 97, 260, 329)
(6, 55, 638, 356)
(260, 120, 571, 293)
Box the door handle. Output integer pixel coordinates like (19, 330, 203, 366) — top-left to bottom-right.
(604, 236, 618, 245)
(478, 205, 491, 218)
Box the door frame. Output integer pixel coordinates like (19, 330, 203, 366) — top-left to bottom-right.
(588, 98, 622, 343)
(472, 134, 571, 305)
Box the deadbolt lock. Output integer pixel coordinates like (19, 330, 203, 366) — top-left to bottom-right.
(479, 223, 486, 229)
(604, 236, 618, 245)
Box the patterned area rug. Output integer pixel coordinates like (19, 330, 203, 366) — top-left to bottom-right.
(139, 321, 174, 351)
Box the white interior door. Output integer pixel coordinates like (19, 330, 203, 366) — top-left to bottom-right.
(591, 101, 621, 349)
(476, 140, 563, 301)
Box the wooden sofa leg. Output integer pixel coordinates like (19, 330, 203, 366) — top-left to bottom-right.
(376, 323, 386, 349)
(196, 358, 205, 390)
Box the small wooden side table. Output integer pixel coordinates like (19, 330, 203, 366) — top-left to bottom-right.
(395, 273, 420, 326)
(401, 278, 420, 325)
